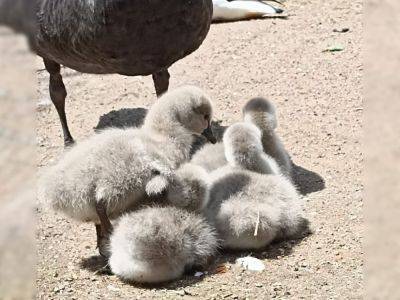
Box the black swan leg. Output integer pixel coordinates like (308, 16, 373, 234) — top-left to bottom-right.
(95, 224, 102, 249)
(152, 69, 170, 97)
(43, 58, 74, 147)
(95, 201, 113, 258)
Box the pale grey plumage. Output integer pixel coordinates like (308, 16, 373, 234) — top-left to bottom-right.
(191, 123, 280, 174)
(109, 206, 218, 283)
(38, 86, 214, 224)
(223, 122, 280, 174)
(190, 142, 226, 172)
(109, 163, 213, 283)
(204, 122, 308, 250)
(243, 97, 293, 179)
(165, 163, 210, 212)
(191, 97, 291, 177)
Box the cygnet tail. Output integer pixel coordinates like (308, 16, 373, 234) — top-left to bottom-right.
(213, 0, 284, 21)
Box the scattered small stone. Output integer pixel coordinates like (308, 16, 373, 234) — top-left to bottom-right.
(183, 289, 194, 296)
(107, 284, 119, 292)
(255, 283, 263, 288)
(53, 285, 65, 293)
(194, 271, 204, 277)
(37, 97, 52, 109)
(272, 282, 282, 291)
(236, 256, 265, 272)
(333, 28, 349, 33)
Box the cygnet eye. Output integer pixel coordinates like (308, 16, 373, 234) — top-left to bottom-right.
(151, 169, 161, 175)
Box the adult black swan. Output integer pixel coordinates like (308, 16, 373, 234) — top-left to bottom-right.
(1, 0, 213, 146)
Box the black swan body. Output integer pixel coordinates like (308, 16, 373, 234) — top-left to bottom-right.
(1, 0, 213, 145)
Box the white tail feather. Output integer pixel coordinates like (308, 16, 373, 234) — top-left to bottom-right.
(213, 0, 282, 21)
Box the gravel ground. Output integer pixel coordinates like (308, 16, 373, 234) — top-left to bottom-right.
(35, 0, 363, 299)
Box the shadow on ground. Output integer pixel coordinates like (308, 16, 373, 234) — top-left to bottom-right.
(292, 163, 325, 195)
(80, 255, 111, 275)
(94, 107, 148, 131)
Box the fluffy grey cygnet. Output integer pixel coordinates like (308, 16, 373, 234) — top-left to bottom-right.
(243, 97, 293, 179)
(191, 97, 291, 177)
(205, 122, 309, 250)
(109, 206, 218, 283)
(109, 162, 214, 283)
(38, 86, 215, 256)
(223, 122, 280, 174)
(191, 122, 280, 174)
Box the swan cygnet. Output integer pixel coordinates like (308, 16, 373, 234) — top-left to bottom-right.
(109, 206, 218, 283)
(243, 97, 293, 179)
(223, 122, 280, 175)
(191, 96, 290, 175)
(38, 86, 216, 257)
(205, 122, 309, 250)
(190, 122, 280, 174)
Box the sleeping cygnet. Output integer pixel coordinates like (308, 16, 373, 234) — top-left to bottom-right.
(109, 206, 217, 283)
(243, 97, 293, 179)
(109, 163, 216, 283)
(38, 85, 216, 257)
(205, 122, 309, 250)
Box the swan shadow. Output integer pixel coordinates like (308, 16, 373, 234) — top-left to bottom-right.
(94, 107, 148, 132)
(292, 163, 325, 195)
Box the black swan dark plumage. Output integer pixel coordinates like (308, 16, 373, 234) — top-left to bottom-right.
(1, 0, 213, 145)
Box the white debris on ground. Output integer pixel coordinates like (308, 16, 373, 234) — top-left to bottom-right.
(235, 256, 266, 272)
(194, 272, 205, 277)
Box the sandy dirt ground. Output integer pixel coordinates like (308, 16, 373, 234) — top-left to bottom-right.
(35, 0, 363, 299)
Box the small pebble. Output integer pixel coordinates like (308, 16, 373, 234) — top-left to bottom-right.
(107, 285, 119, 292)
(333, 27, 350, 33)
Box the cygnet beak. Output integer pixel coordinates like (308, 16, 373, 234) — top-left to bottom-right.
(202, 123, 217, 144)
